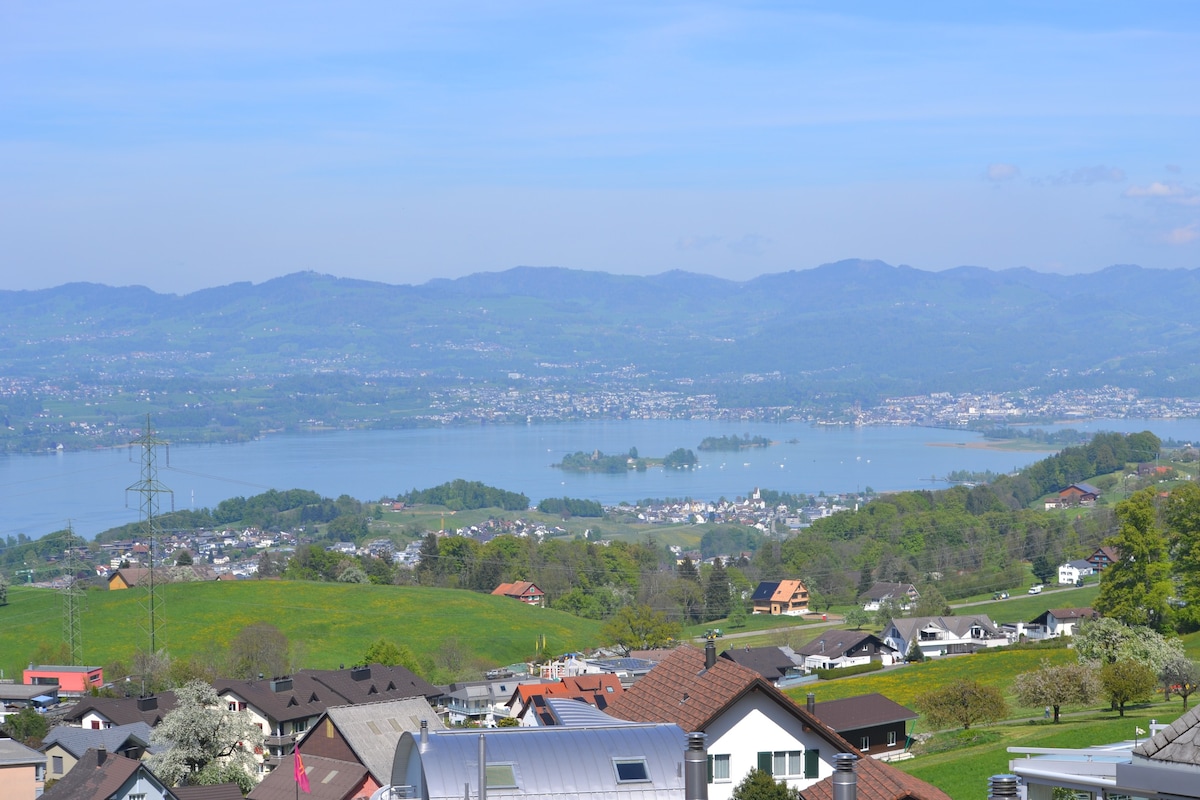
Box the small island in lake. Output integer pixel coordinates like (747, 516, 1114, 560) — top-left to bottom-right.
(697, 434, 772, 451)
(555, 446, 698, 472)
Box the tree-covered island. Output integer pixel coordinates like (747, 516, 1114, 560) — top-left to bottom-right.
(555, 446, 697, 472)
(697, 434, 772, 451)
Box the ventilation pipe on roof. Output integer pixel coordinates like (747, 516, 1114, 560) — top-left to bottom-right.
(419, 720, 429, 751)
(685, 732, 708, 800)
(988, 774, 1019, 799)
(807, 692, 816, 715)
(832, 753, 857, 800)
(704, 639, 716, 670)
(97, 746, 107, 767)
(478, 733, 487, 800)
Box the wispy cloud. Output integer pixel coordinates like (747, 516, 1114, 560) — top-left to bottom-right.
(677, 235, 723, 251)
(986, 163, 1020, 182)
(1124, 181, 1200, 205)
(727, 234, 770, 256)
(1038, 165, 1125, 186)
(1166, 222, 1199, 245)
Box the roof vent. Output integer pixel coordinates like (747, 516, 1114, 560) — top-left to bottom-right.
(351, 665, 371, 681)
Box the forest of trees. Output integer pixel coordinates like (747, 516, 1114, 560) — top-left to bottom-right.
(399, 479, 529, 511)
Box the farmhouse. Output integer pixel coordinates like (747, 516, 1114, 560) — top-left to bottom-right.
(490, 581, 546, 606)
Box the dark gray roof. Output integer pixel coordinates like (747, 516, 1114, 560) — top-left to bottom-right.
(301, 697, 444, 783)
(0, 738, 44, 767)
(751, 581, 780, 601)
(812, 693, 918, 730)
(719, 645, 798, 680)
(1134, 703, 1200, 764)
(796, 630, 895, 660)
(60, 692, 179, 727)
(886, 614, 1000, 641)
(41, 721, 155, 758)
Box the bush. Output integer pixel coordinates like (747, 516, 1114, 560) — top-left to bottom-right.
(814, 661, 884, 680)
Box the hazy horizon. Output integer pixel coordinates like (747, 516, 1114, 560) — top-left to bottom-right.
(3, 3, 1197, 294)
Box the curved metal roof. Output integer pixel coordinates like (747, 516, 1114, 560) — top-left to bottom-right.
(393, 723, 688, 800)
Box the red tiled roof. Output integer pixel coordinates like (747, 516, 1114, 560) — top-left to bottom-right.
(800, 755, 951, 800)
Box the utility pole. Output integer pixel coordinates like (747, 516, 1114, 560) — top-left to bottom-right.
(61, 521, 84, 665)
(127, 415, 173, 687)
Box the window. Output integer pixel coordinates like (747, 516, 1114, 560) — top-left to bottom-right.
(613, 759, 650, 783)
(485, 764, 518, 789)
(887, 730, 897, 747)
(804, 749, 820, 779)
(707, 754, 731, 783)
(52, 755, 63, 775)
(860, 736, 870, 751)
(759, 751, 801, 777)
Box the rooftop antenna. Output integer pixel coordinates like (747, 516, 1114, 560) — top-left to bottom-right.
(127, 415, 173, 686)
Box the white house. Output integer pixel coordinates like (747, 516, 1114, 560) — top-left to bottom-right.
(882, 615, 1007, 659)
(1021, 608, 1098, 640)
(603, 642, 856, 800)
(1058, 559, 1094, 585)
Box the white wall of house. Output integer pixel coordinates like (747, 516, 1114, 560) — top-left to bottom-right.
(701, 692, 835, 800)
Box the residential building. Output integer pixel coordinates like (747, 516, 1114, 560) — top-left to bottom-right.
(859, 583, 919, 612)
(249, 753, 369, 800)
(1087, 545, 1121, 572)
(718, 646, 805, 686)
(0, 683, 59, 721)
(490, 581, 546, 606)
(1022, 608, 1098, 641)
(40, 747, 174, 800)
(0, 738, 46, 800)
(882, 615, 1006, 659)
(63, 693, 178, 729)
(442, 675, 544, 727)
(40, 721, 154, 783)
(750, 579, 810, 615)
(1057, 560, 1094, 584)
(1056, 483, 1102, 507)
(795, 631, 901, 672)
(23, 664, 104, 696)
(802, 753, 951, 800)
(604, 642, 855, 800)
(806, 693, 918, 761)
(506, 674, 624, 725)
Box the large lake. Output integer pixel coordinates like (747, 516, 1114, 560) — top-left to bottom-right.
(4, 418, 1199, 541)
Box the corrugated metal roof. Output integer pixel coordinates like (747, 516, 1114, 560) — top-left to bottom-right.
(393, 723, 688, 800)
(544, 697, 630, 727)
(320, 697, 444, 781)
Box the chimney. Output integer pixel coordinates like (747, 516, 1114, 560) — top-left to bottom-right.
(806, 692, 816, 715)
(988, 775, 1019, 800)
(420, 720, 429, 751)
(684, 732, 708, 800)
(351, 665, 371, 681)
(137, 695, 158, 712)
(832, 753, 857, 800)
(704, 639, 716, 670)
(271, 677, 293, 693)
(97, 746, 108, 767)
(478, 734, 487, 800)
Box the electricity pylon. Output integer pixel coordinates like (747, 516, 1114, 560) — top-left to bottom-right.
(127, 415, 173, 676)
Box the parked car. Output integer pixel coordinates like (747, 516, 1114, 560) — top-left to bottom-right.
(1028, 585, 1043, 595)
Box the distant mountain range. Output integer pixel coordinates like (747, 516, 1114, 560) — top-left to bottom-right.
(1, 260, 1199, 450)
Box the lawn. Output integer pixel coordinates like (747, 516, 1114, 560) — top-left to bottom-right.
(0, 582, 602, 680)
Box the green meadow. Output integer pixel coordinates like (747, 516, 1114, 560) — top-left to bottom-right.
(0, 582, 602, 680)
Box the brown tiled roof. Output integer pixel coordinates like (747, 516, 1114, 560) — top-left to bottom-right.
(605, 645, 850, 755)
(247, 753, 368, 800)
(801, 755, 952, 800)
(811, 693, 918, 730)
(39, 749, 145, 800)
(306, 663, 441, 703)
(61, 692, 179, 727)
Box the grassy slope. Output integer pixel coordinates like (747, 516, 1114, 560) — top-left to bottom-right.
(0, 582, 601, 679)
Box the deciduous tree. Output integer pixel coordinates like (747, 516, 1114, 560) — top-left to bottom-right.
(148, 680, 263, 793)
(1099, 661, 1156, 717)
(915, 679, 1007, 730)
(1012, 661, 1098, 722)
(1159, 655, 1200, 709)
(1074, 617, 1183, 673)
(600, 604, 680, 652)
(226, 622, 291, 680)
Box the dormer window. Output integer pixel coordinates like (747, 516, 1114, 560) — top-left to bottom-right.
(614, 758, 650, 783)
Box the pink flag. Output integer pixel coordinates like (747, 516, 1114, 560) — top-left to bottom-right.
(294, 748, 311, 793)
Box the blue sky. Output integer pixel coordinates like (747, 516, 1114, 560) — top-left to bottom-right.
(2, 2, 1197, 293)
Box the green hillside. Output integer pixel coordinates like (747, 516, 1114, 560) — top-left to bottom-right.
(0, 582, 602, 681)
